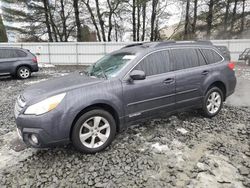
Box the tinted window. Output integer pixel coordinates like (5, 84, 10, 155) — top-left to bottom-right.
(16, 50, 27, 57)
(172, 48, 205, 70)
(201, 49, 223, 64)
(0, 49, 27, 59)
(134, 50, 172, 76)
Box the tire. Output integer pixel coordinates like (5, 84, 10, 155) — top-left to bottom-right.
(71, 109, 116, 154)
(17, 66, 31, 79)
(202, 87, 223, 118)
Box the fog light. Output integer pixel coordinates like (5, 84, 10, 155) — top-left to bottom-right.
(30, 134, 39, 144)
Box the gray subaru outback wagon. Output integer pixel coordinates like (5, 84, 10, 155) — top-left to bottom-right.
(14, 41, 236, 153)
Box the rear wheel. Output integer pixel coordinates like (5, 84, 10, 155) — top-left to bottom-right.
(71, 109, 116, 153)
(202, 87, 223, 118)
(17, 66, 31, 79)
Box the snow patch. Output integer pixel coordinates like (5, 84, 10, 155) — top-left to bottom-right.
(38, 63, 55, 68)
(177, 128, 188, 134)
(25, 79, 48, 85)
(151, 142, 170, 153)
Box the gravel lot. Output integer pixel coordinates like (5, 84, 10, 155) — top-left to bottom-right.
(0, 65, 249, 187)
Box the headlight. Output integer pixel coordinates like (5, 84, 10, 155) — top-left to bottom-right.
(24, 93, 66, 115)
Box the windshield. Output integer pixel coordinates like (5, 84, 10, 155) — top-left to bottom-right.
(87, 52, 136, 78)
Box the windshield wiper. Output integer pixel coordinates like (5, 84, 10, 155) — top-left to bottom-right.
(99, 65, 108, 79)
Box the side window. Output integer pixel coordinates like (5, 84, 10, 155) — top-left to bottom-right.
(201, 49, 223, 64)
(172, 48, 201, 70)
(196, 49, 207, 66)
(0, 49, 20, 59)
(16, 50, 27, 57)
(134, 50, 172, 76)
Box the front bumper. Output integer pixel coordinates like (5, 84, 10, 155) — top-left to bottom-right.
(14, 99, 72, 148)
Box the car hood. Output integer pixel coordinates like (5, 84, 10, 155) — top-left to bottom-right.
(22, 72, 103, 103)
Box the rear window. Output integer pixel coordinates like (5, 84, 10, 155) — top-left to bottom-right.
(172, 48, 206, 70)
(201, 49, 223, 64)
(0, 49, 27, 59)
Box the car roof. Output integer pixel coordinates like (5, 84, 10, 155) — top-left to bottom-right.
(114, 41, 217, 55)
(0, 47, 26, 51)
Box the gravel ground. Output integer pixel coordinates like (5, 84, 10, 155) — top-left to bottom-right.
(0, 65, 249, 187)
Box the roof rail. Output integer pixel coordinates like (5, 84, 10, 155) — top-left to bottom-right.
(153, 40, 176, 48)
(195, 40, 213, 45)
(122, 43, 144, 48)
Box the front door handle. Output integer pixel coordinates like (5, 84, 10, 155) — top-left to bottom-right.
(202, 70, 209, 75)
(163, 78, 174, 84)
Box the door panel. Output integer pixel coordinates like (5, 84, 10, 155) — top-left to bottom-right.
(175, 68, 205, 108)
(0, 59, 15, 74)
(122, 72, 175, 122)
(171, 48, 208, 108)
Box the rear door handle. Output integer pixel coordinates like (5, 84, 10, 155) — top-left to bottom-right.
(163, 78, 174, 84)
(202, 70, 209, 75)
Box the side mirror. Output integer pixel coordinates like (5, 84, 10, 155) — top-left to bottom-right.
(129, 70, 146, 80)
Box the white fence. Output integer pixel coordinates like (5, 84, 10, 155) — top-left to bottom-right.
(0, 40, 249, 65)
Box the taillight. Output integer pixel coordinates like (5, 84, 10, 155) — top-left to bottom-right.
(228, 61, 235, 70)
(32, 57, 37, 63)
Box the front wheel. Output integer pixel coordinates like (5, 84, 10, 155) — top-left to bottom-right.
(202, 87, 223, 118)
(71, 109, 116, 154)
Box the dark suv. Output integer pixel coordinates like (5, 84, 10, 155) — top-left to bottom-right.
(14, 41, 236, 153)
(0, 47, 38, 79)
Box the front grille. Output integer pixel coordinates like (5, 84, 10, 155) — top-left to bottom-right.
(14, 95, 26, 117)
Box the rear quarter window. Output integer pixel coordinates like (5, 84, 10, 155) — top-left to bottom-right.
(201, 49, 223, 64)
(172, 48, 206, 70)
(16, 50, 27, 57)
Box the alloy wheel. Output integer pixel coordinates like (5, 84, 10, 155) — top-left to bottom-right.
(79, 116, 110, 148)
(19, 68, 30, 78)
(206, 91, 222, 114)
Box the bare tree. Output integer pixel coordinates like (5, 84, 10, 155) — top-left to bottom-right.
(206, 0, 214, 39)
(192, 0, 198, 37)
(73, 0, 82, 41)
(184, 0, 190, 39)
(150, 0, 158, 41)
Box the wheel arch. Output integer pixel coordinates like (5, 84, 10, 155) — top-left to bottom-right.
(70, 103, 121, 141)
(205, 81, 226, 101)
(15, 64, 32, 75)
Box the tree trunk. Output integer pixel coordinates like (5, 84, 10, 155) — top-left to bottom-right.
(150, 0, 158, 41)
(73, 0, 82, 41)
(223, 0, 230, 35)
(192, 0, 198, 38)
(107, 0, 113, 41)
(240, 0, 245, 33)
(132, 0, 136, 41)
(184, 0, 190, 39)
(42, 0, 53, 42)
(141, 1, 146, 41)
(47, 1, 58, 42)
(83, 0, 101, 41)
(206, 0, 214, 39)
(95, 0, 106, 41)
(136, 0, 141, 41)
(230, 0, 238, 34)
(60, 0, 67, 41)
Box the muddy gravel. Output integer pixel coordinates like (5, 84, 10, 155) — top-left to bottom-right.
(0, 65, 249, 187)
